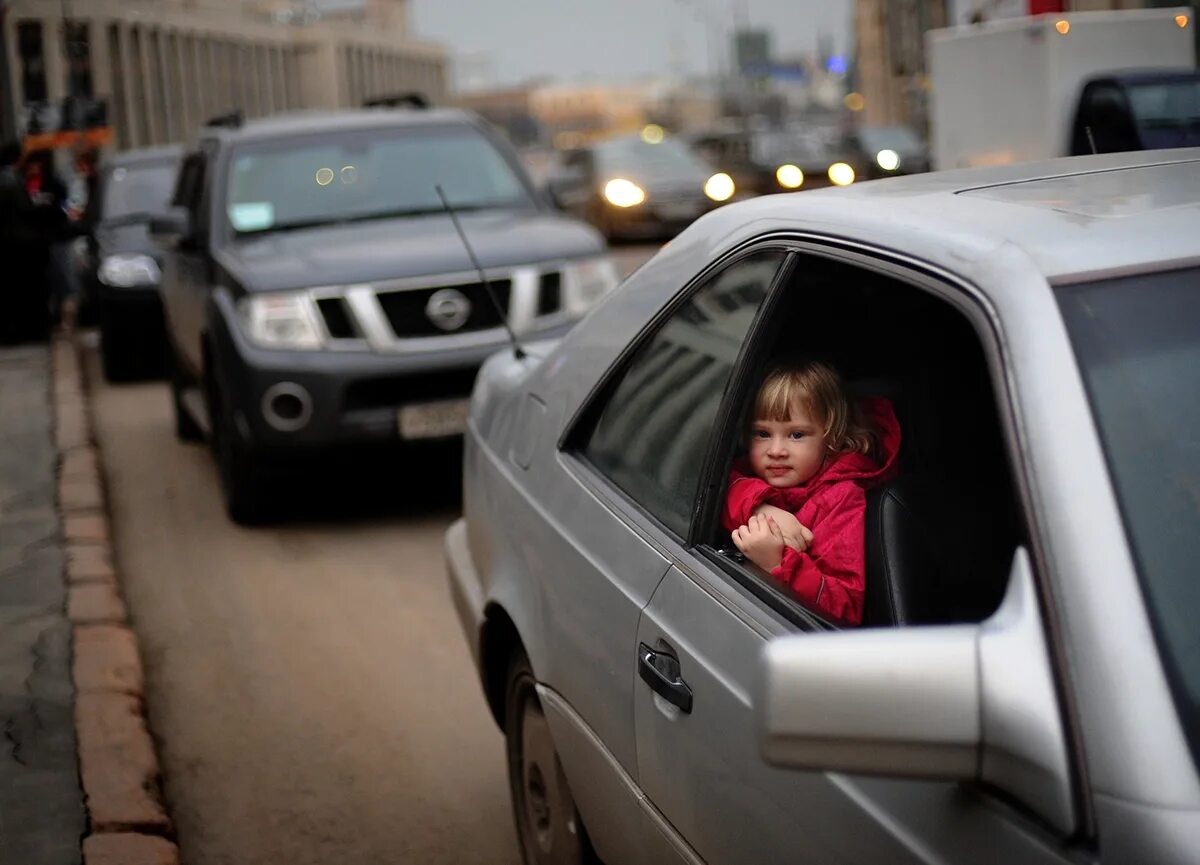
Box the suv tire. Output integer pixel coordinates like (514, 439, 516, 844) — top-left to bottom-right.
(168, 347, 204, 442)
(505, 650, 592, 865)
(99, 305, 139, 382)
(208, 372, 270, 525)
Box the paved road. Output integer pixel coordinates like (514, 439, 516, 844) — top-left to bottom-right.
(88, 244, 660, 865)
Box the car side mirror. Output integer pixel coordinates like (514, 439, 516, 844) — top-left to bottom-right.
(544, 168, 585, 209)
(149, 206, 192, 244)
(756, 548, 1075, 835)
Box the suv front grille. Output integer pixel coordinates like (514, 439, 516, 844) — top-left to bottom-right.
(375, 279, 512, 339)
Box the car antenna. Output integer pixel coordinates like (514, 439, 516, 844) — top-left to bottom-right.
(434, 184, 525, 360)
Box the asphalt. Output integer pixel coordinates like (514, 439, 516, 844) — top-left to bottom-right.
(0, 344, 86, 865)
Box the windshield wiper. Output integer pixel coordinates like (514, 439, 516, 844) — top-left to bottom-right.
(235, 203, 509, 237)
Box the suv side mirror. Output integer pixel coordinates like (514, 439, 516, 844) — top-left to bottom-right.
(149, 206, 192, 244)
(756, 549, 1075, 835)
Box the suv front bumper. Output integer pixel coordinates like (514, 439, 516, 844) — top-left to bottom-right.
(211, 302, 575, 453)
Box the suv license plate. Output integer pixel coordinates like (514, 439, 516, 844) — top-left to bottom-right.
(397, 399, 470, 440)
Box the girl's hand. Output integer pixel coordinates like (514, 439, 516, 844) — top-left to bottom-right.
(732, 514, 786, 571)
(752, 504, 813, 553)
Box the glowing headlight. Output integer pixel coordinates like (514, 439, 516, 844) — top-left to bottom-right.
(238, 291, 325, 350)
(562, 255, 620, 315)
(776, 164, 804, 189)
(876, 149, 901, 171)
(98, 254, 161, 287)
(704, 172, 735, 202)
(603, 178, 646, 208)
(828, 162, 856, 186)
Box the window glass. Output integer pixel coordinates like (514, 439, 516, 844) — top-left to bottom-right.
(102, 160, 177, 220)
(583, 252, 784, 536)
(1058, 267, 1200, 771)
(594, 135, 713, 183)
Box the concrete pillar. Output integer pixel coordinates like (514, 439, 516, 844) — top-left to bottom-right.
(178, 33, 193, 139)
(88, 18, 113, 113)
(137, 27, 160, 144)
(43, 13, 67, 105)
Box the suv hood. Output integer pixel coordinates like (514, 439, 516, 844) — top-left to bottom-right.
(218, 209, 605, 292)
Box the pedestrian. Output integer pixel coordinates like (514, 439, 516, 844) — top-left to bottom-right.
(722, 360, 902, 624)
(24, 149, 78, 325)
(0, 140, 52, 344)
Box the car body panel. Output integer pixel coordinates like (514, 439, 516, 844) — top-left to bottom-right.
(451, 149, 1200, 863)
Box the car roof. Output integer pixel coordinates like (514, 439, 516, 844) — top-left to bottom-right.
(199, 107, 481, 145)
(691, 148, 1200, 284)
(107, 144, 183, 167)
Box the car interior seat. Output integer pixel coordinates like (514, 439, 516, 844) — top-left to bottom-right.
(852, 374, 1017, 627)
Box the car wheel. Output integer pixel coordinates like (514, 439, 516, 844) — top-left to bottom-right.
(99, 305, 137, 382)
(505, 651, 591, 865)
(168, 347, 203, 443)
(208, 372, 269, 525)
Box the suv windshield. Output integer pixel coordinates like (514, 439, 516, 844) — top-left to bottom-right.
(1058, 267, 1200, 766)
(102, 161, 177, 221)
(225, 124, 533, 235)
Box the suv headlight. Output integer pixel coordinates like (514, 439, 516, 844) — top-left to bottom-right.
(98, 254, 161, 287)
(562, 256, 620, 315)
(238, 291, 326, 350)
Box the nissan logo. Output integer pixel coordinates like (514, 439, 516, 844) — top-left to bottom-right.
(425, 288, 472, 332)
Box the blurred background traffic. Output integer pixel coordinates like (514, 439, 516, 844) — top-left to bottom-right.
(2, 0, 1198, 341)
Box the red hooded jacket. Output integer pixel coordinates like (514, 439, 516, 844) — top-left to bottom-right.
(722, 398, 901, 625)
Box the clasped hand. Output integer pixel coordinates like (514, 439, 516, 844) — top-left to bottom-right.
(731, 505, 813, 572)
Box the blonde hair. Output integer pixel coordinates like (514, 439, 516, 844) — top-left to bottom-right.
(753, 361, 874, 456)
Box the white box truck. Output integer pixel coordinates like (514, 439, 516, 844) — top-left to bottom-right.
(927, 8, 1198, 170)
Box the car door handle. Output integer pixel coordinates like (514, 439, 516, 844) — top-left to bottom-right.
(638, 643, 693, 714)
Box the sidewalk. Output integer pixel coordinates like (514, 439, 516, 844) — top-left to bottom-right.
(0, 342, 85, 863)
(0, 336, 179, 865)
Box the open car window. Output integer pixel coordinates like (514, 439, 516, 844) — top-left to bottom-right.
(693, 251, 1024, 630)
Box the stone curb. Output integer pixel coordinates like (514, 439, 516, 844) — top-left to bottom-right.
(51, 329, 181, 865)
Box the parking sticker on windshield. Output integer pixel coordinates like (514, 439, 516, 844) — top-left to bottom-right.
(229, 201, 275, 232)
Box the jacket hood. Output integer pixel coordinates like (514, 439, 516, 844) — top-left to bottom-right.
(736, 396, 902, 503)
(217, 208, 605, 292)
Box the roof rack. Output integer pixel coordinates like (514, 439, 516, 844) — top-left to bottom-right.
(204, 109, 244, 129)
(363, 92, 430, 110)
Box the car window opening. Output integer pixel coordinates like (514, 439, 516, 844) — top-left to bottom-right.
(712, 256, 1025, 630)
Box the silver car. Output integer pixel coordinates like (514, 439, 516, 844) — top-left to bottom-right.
(445, 149, 1200, 865)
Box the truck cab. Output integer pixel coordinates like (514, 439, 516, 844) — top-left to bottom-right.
(1070, 70, 1200, 155)
(929, 8, 1197, 170)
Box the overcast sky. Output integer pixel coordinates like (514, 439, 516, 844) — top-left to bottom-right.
(409, 0, 855, 90)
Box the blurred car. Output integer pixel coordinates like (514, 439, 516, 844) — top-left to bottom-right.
(843, 125, 931, 179)
(155, 105, 616, 524)
(446, 149, 1200, 865)
(690, 124, 860, 193)
(549, 134, 734, 240)
(79, 144, 180, 380)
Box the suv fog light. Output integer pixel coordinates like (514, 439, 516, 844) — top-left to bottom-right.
(261, 382, 313, 432)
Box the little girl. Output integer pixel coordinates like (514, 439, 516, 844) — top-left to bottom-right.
(723, 361, 901, 625)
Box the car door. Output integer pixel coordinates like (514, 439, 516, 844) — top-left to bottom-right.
(557, 248, 788, 862)
(631, 247, 1084, 864)
(161, 148, 211, 373)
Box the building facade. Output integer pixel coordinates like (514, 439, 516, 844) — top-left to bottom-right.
(2, 0, 447, 150)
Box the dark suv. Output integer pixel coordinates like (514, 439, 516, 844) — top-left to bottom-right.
(154, 106, 615, 523)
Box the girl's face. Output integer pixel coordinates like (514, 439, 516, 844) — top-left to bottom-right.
(748, 398, 828, 489)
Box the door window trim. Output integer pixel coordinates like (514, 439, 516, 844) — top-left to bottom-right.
(559, 244, 795, 548)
